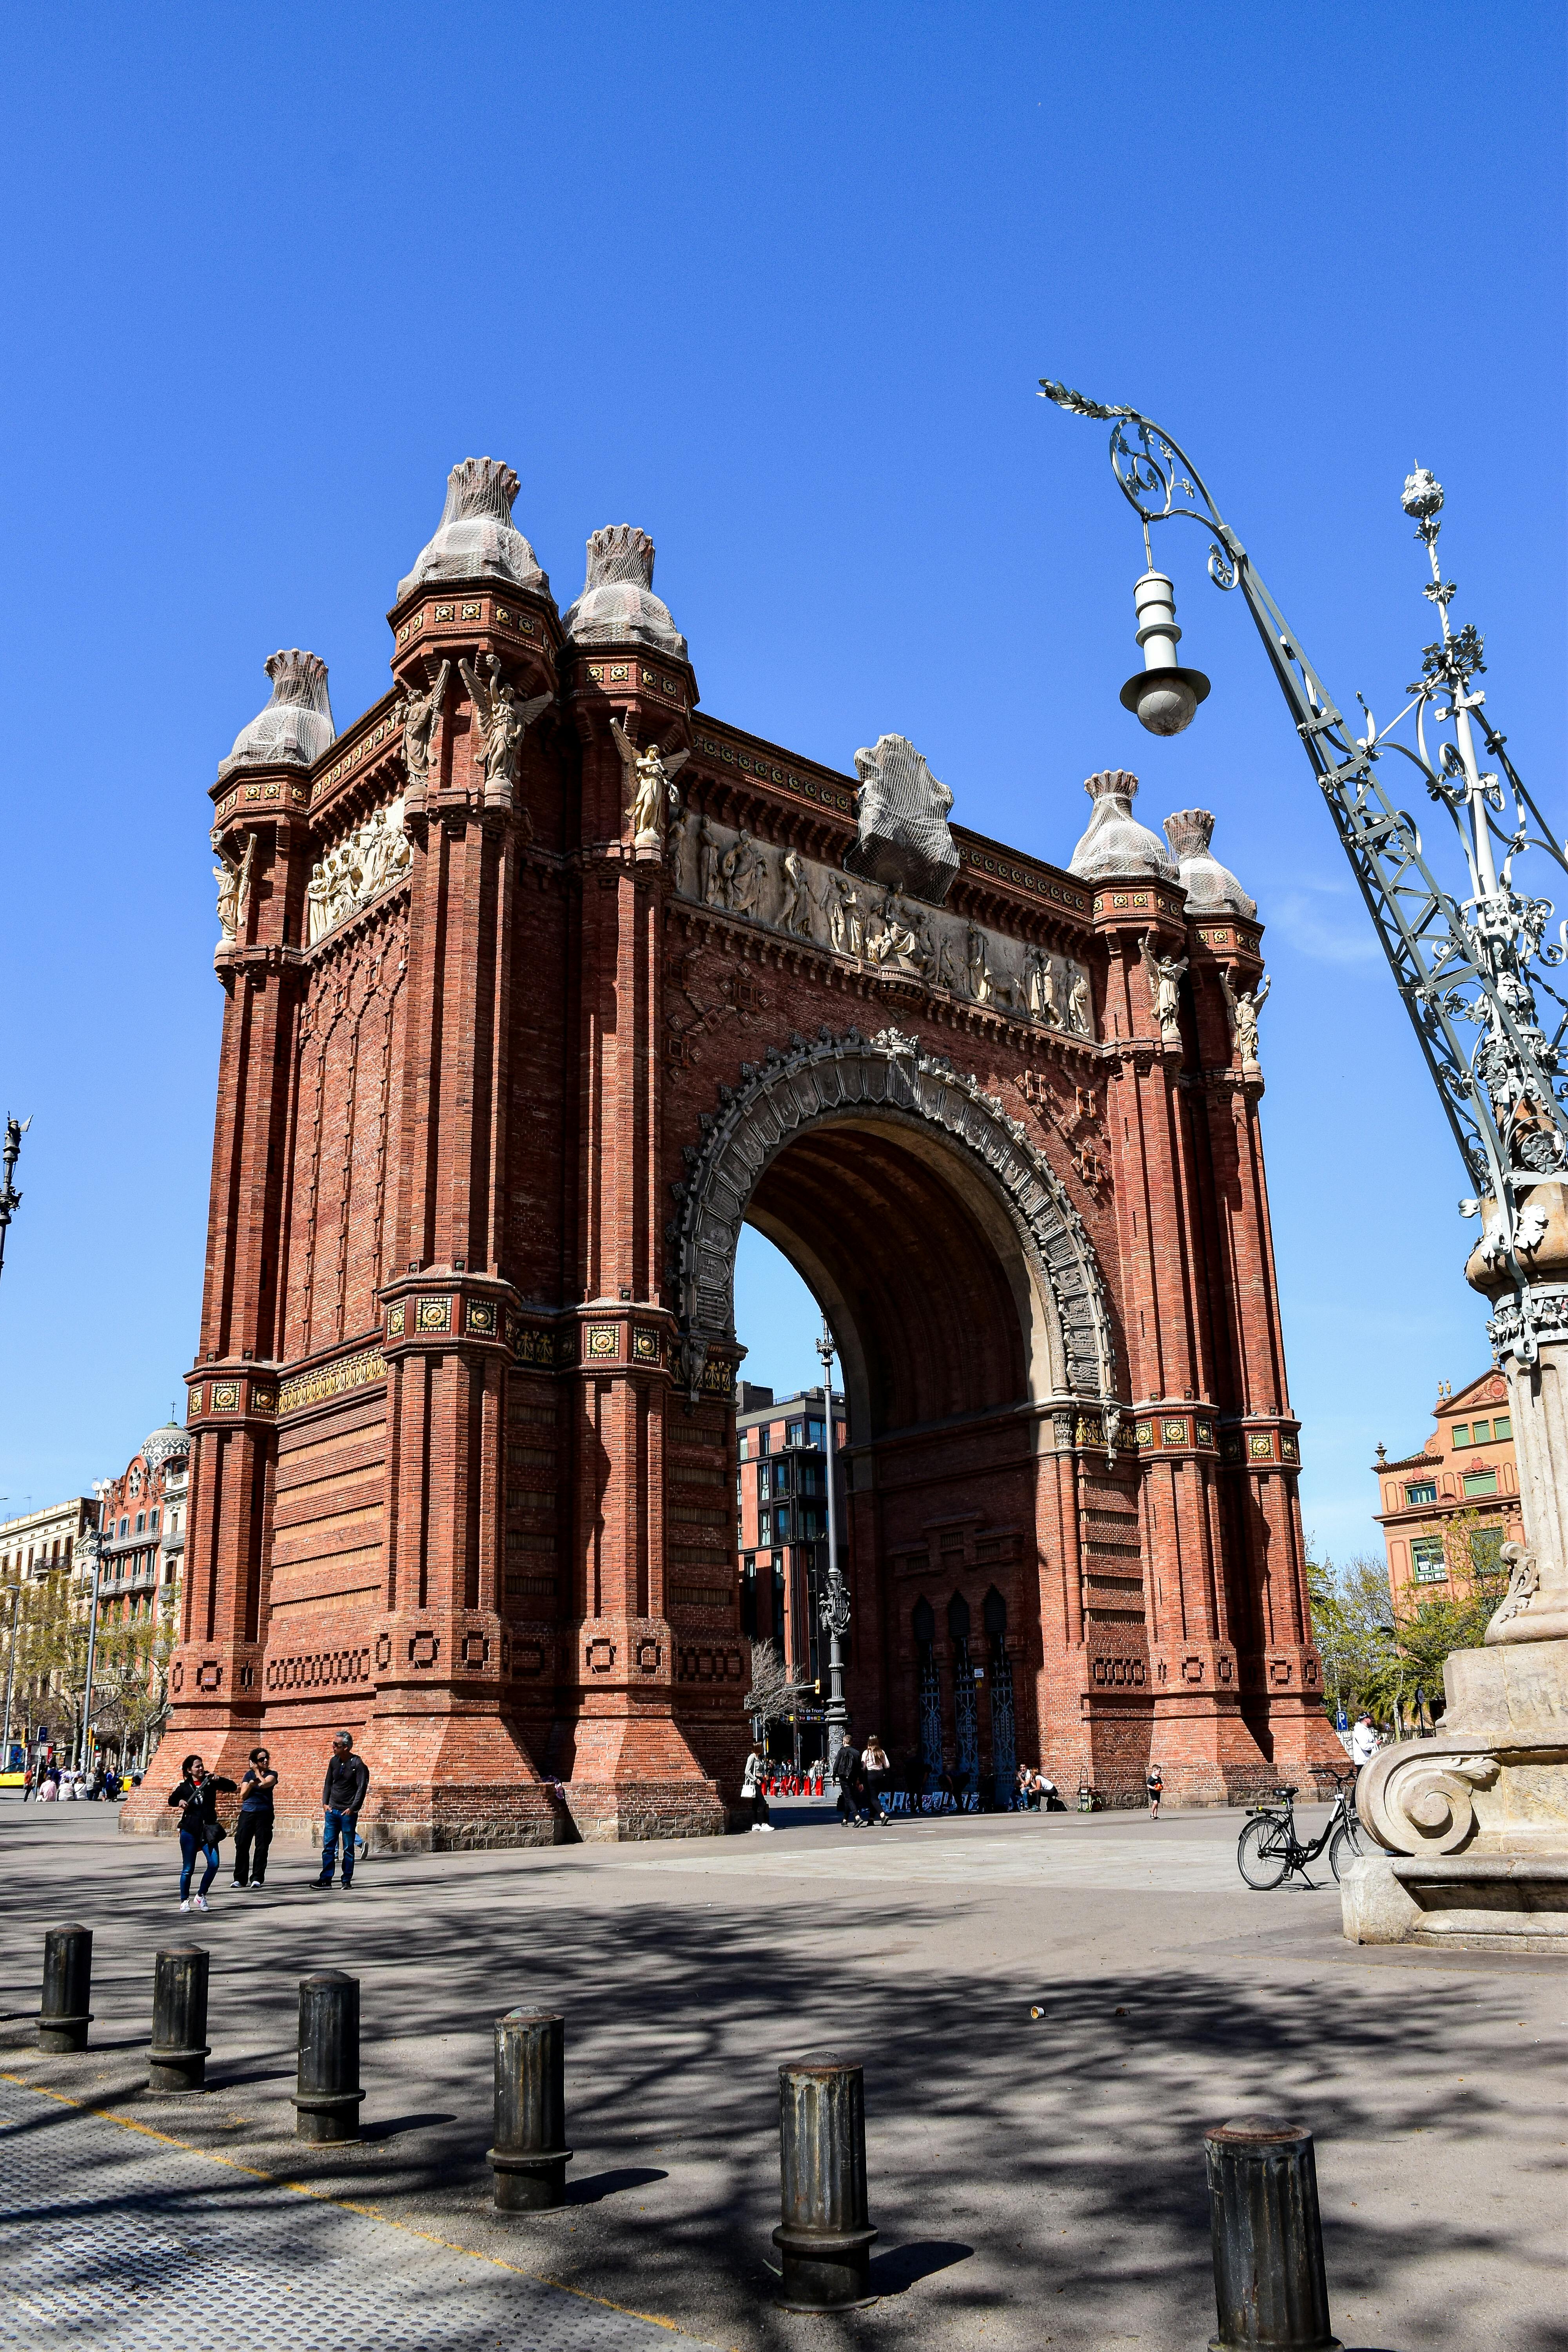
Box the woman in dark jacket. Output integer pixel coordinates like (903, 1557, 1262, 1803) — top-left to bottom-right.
(167, 1755, 237, 1912)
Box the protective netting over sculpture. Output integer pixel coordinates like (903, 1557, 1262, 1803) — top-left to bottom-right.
(563, 525, 687, 659)
(1164, 809, 1256, 918)
(396, 458, 551, 604)
(1067, 769, 1179, 883)
(844, 733, 960, 904)
(218, 651, 336, 777)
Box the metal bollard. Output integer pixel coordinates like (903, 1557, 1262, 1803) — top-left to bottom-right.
(488, 2011, 571, 2210)
(292, 1971, 365, 2143)
(148, 1945, 211, 2095)
(772, 2058, 878, 2312)
(38, 1924, 93, 2053)
(1204, 2117, 1341, 2351)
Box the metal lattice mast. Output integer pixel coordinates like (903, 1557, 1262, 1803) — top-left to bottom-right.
(1040, 381, 1568, 1364)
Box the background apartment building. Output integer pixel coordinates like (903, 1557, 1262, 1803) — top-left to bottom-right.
(1373, 1367, 1522, 1606)
(737, 1383, 847, 1701)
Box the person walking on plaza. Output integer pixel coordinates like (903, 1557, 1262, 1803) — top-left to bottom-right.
(314, 1730, 370, 1888)
(861, 1733, 892, 1824)
(742, 1744, 774, 1831)
(168, 1755, 238, 1911)
(21, 1764, 34, 1800)
(833, 1734, 863, 1827)
(1146, 1763, 1163, 1820)
(232, 1746, 278, 1889)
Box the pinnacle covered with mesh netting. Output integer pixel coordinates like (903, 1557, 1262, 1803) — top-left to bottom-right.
(218, 650, 336, 777)
(396, 457, 551, 603)
(1163, 808, 1256, 918)
(563, 524, 687, 659)
(1067, 769, 1178, 882)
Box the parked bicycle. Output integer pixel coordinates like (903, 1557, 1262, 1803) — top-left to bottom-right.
(1236, 1773, 1363, 1889)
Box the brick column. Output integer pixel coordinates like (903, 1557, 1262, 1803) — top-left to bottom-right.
(1093, 877, 1270, 1801)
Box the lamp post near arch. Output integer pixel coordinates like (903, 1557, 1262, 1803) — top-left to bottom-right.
(815, 1318, 850, 1783)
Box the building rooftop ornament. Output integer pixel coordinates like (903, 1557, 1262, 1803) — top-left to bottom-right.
(562, 526, 687, 658)
(844, 734, 959, 904)
(218, 650, 335, 777)
(141, 1421, 189, 1475)
(1163, 808, 1257, 918)
(1067, 770, 1179, 883)
(396, 458, 550, 604)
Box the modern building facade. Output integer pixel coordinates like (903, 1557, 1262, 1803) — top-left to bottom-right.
(736, 1384, 847, 1683)
(1373, 1368, 1523, 1608)
(122, 455, 1338, 1847)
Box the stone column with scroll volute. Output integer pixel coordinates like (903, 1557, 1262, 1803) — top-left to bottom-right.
(555, 525, 732, 1838)
(1164, 808, 1339, 1787)
(123, 653, 331, 1833)
(359, 459, 563, 1850)
(1348, 1179, 1568, 1948)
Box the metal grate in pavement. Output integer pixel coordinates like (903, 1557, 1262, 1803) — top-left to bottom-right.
(0, 2080, 710, 2352)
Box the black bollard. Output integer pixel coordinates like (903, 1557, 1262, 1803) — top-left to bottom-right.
(488, 2011, 571, 2210)
(38, 1924, 93, 2053)
(772, 2058, 878, 2312)
(1204, 2117, 1341, 2352)
(292, 1971, 365, 2143)
(148, 1945, 211, 2095)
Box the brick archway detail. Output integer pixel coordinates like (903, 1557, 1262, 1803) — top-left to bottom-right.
(671, 1024, 1116, 1403)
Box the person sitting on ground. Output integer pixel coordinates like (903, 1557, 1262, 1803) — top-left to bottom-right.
(168, 1755, 238, 1912)
(742, 1744, 774, 1832)
(314, 1730, 370, 1889)
(1015, 1762, 1037, 1811)
(861, 1734, 892, 1824)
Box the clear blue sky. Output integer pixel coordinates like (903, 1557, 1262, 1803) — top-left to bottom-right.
(0, 5, 1560, 1564)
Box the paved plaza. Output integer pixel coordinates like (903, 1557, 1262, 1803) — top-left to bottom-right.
(1, 1796, 1562, 2352)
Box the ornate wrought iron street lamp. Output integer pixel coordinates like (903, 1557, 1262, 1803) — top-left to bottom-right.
(815, 1319, 850, 1777)
(0, 1115, 30, 1296)
(1041, 379, 1568, 1637)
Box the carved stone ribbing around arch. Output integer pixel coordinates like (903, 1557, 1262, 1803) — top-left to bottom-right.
(671, 1027, 1116, 1401)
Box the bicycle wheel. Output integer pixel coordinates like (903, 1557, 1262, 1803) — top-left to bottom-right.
(1237, 1816, 1292, 1889)
(1328, 1818, 1363, 1884)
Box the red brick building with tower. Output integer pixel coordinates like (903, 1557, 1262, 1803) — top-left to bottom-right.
(122, 457, 1338, 1847)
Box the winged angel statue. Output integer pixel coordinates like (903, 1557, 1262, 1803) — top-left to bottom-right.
(609, 713, 690, 847)
(458, 653, 550, 826)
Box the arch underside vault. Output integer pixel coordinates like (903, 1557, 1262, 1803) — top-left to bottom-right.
(671, 1027, 1116, 1429)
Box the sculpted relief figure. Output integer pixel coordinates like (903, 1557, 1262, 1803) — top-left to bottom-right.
(610, 713, 690, 847)
(778, 846, 815, 938)
(722, 829, 766, 918)
(213, 832, 256, 944)
(458, 653, 550, 815)
(1220, 966, 1270, 1068)
(305, 795, 415, 946)
(398, 658, 450, 795)
(1067, 964, 1093, 1038)
(1028, 949, 1062, 1028)
(698, 814, 722, 907)
(828, 873, 864, 957)
(966, 923, 992, 1005)
(1140, 931, 1188, 1042)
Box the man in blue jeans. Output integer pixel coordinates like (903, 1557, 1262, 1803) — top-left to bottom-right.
(312, 1730, 370, 1889)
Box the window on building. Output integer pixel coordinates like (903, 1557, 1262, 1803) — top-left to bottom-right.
(1411, 1536, 1448, 1583)
(119, 1517, 129, 1539)
(759, 1510, 772, 1546)
(1450, 1425, 1469, 1446)
(1406, 1480, 1437, 1505)
(758, 1464, 771, 1501)
(787, 1421, 804, 1448)
(740, 1556, 757, 1637)
(737, 1434, 748, 1462)
(757, 1427, 771, 1457)
(164, 1564, 176, 1584)
(1469, 1419, 1490, 1444)
(134, 1512, 145, 1535)
(808, 1419, 824, 1448)
(1463, 1468, 1499, 1497)
(1493, 1415, 1512, 1441)
(148, 1508, 159, 1531)
(775, 1506, 791, 1541)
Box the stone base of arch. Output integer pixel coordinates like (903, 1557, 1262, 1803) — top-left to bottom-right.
(547, 1713, 730, 1843)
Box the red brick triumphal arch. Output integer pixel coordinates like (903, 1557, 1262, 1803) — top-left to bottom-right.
(123, 456, 1339, 1848)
